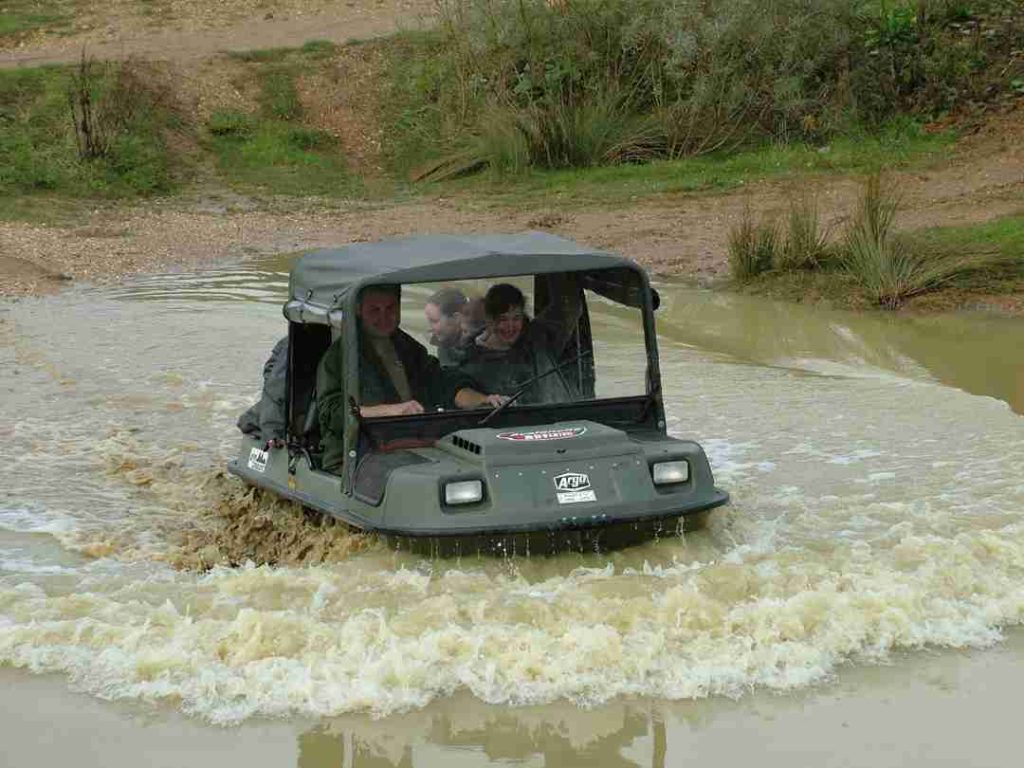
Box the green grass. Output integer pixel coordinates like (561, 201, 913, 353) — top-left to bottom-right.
(207, 111, 361, 197)
(0, 0, 71, 39)
(900, 215, 1024, 296)
(903, 215, 1024, 258)
(424, 124, 955, 207)
(0, 64, 176, 200)
(204, 43, 362, 197)
(226, 40, 338, 64)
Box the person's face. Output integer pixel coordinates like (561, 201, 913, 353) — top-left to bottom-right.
(489, 306, 525, 346)
(461, 299, 484, 336)
(425, 303, 461, 345)
(359, 290, 400, 338)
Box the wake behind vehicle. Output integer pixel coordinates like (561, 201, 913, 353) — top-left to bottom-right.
(229, 233, 728, 554)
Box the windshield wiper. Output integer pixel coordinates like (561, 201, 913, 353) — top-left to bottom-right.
(478, 349, 593, 426)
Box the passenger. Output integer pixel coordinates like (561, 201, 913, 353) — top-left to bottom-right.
(317, 285, 504, 474)
(424, 287, 469, 368)
(237, 336, 288, 448)
(459, 279, 582, 405)
(460, 296, 486, 345)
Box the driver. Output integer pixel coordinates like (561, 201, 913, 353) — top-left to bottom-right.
(317, 285, 503, 474)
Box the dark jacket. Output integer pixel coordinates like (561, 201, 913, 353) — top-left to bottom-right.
(316, 329, 446, 473)
(237, 337, 289, 444)
(460, 283, 583, 405)
(460, 320, 579, 405)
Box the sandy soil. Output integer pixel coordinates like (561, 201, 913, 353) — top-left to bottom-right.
(0, 0, 437, 65)
(1, 1, 1022, 299)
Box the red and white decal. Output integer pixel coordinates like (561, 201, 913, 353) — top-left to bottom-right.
(497, 426, 587, 442)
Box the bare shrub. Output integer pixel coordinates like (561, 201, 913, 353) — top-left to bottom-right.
(68, 52, 109, 159)
(68, 54, 184, 162)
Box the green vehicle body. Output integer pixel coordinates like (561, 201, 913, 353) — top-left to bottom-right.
(228, 233, 728, 554)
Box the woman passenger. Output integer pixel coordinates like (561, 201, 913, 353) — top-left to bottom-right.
(459, 281, 582, 405)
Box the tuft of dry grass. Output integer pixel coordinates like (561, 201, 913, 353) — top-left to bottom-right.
(842, 174, 1011, 308)
(778, 195, 832, 270)
(728, 204, 779, 282)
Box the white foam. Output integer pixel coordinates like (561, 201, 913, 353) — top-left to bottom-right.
(0, 507, 74, 536)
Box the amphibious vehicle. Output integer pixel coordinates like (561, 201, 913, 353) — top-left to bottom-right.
(229, 233, 728, 554)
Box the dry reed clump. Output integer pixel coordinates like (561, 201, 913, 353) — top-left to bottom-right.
(172, 473, 376, 570)
(727, 204, 779, 282)
(778, 196, 833, 271)
(840, 174, 1010, 308)
(726, 172, 1014, 306)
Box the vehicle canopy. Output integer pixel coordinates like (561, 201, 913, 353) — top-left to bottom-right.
(282, 233, 667, 492)
(284, 232, 657, 322)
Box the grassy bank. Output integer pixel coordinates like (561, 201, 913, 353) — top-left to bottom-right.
(0, 61, 179, 202)
(426, 122, 954, 207)
(382, 0, 1023, 180)
(0, 46, 962, 220)
(0, 0, 72, 41)
(0, 44, 361, 219)
(209, 42, 361, 197)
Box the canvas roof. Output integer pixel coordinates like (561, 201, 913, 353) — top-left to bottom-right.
(287, 232, 637, 310)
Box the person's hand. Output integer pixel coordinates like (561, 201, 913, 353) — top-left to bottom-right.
(264, 438, 286, 450)
(484, 394, 511, 408)
(393, 400, 425, 416)
(360, 400, 425, 418)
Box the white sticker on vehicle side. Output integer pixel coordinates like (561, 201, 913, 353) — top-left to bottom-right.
(247, 447, 269, 473)
(557, 490, 596, 504)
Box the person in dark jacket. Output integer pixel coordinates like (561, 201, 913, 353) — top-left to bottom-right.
(317, 285, 504, 473)
(237, 336, 288, 447)
(459, 279, 582, 405)
(424, 287, 470, 369)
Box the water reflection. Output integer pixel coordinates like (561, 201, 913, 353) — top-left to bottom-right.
(298, 700, 663, 768)
(654, 284, 1024, 415)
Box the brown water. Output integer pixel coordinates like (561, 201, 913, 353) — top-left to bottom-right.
(1, 254, 1023, 765)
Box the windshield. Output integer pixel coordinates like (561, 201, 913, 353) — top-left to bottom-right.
(393, 273, 650, 412)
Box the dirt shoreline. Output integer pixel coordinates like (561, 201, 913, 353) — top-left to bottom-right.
(3, 152, 1022, 302)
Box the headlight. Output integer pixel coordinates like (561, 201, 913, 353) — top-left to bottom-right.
(444, 479, 484, 505)
(652, 460, 689, 485)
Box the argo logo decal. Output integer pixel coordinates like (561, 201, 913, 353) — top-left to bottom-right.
(497, 426, 587, 442)
(554, 470, 597, 505)
(554, 471, 591, 492)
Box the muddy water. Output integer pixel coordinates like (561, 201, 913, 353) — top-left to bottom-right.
(1, 255, 1023, 765)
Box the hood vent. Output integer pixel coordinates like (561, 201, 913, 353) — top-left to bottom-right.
(450, 435, 483, 455)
